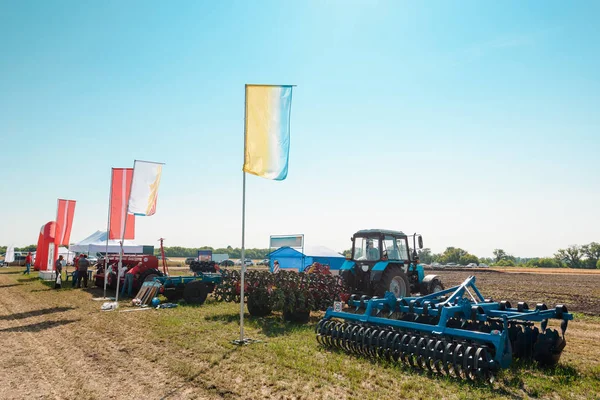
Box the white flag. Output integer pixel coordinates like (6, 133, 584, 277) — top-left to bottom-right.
(5, 246, 15, 263)
(128, 160, 164, 216)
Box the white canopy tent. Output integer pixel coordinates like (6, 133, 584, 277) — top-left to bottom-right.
(58, 247, 76, 263)
(69, 230, 144, 254)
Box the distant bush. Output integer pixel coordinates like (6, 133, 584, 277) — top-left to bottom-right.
(526, 258, 560, 268)
(494, 259, 515, 267)
(597, 259, 600, 269)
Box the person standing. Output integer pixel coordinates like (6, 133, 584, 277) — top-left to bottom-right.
(121, 261, 142, 298)
(71, 254, 80, 288)
(76, 254, 90, 288)
(54, 255, 63, 289)
(23, 252, 32, 275)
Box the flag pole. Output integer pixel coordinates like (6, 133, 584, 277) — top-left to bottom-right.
(103, 169, 114, 299)
(239, 171, 247, 343)
(235, 84, 249, 345)
(116, 162, 136, 304)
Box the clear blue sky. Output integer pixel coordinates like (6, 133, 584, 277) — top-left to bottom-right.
(1, 0, 598, 257)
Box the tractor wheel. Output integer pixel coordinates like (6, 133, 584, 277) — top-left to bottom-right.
(183, 281, 209, 305)
(163, 286, 184, 302)
(139, 269, 161, 283)
(247, 293, 272, 317)
(375, 266, 410, 298)
(420, 275, 445, 295)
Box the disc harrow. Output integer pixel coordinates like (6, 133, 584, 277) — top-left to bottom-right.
(316, 276, 572, 381)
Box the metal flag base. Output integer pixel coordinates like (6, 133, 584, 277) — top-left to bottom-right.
(232, 338, 261, 346)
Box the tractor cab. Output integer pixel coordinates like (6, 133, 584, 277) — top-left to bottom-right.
(340, 229, 443, 298)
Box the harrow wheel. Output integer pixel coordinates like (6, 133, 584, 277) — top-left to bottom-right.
(316, 320, 499, 382)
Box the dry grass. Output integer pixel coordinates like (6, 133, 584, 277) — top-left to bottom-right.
(0, 267, 599, 400)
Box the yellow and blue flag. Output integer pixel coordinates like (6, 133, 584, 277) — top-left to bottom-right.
(243, 85, 294, 180)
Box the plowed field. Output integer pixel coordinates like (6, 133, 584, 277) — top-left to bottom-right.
(431, 268, 600, 316)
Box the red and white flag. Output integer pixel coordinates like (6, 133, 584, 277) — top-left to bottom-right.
(109, 168, 135, 240)
(55, 199, 76, 246)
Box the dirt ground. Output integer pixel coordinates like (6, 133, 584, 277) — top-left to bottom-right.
(0, 269, 209, 400)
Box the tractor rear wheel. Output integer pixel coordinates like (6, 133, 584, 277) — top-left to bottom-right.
(183, 281, 209, 305)
(375, 266, 410, 298)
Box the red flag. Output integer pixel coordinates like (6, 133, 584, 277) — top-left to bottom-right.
(55, 199, 76, 246)
(109, 168, 135, 240)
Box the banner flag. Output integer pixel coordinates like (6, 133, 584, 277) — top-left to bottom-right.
(55, 199, 76, 246)
(243, 85, 293, 180)
(128, 160, 164, 216)
(4, 246, 15, 263)
(109, 168, 135, 239)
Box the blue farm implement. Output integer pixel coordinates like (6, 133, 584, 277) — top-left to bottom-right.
(316, 276, 572, 381)
(153, 263, 222, 305)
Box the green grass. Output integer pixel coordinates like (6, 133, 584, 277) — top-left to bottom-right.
(125, 298, 600, 400)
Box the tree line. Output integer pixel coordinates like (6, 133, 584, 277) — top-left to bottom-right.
(0, 245, 37, 254)
(3, 242, 599, 268)
(414, 242, 600, 269)
(156, 246, 271, 260)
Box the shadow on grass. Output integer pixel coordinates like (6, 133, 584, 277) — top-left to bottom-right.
(205, 312, 317, 337)
(17, 277, 39, 283)
(0, 271, 22, 275)
(0, 319, 79, 333)
(0, 306, 75, 321)
(0, 283, 22, 289)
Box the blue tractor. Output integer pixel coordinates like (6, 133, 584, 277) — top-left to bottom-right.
(340, 229, 443, 298)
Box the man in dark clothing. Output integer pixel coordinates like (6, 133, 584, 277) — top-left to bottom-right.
(54, 255, 63, 289)
(77, 254, 90, 288)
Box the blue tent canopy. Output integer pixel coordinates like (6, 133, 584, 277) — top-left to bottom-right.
(268, 245, 345, 272)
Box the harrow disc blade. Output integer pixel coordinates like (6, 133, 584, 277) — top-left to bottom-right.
(533, 329, 566, 366)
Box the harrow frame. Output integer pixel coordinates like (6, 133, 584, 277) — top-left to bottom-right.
(317, 276, 573, 377)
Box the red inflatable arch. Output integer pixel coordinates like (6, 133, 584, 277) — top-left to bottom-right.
(34, 221, 57, 271)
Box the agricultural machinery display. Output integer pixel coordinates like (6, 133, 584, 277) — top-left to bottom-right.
(94, 254, 164, 291)
(316, 276, 573, 380)
(155, 260, 221, 304)
(213, 269, 345, 323)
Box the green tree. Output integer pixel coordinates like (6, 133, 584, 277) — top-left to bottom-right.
(555, 245, 583, 268)
(439, 247, 468, 264)
(597, 259, 600, 269)
(479, 257, 494, 265)
(495, 259, 515, 267)
(417, 248, 433, 264)
(493, 249, 507, 263)
(459, 254, 479, 266)
(581, 242, 600, 269)
(526, 257, 560, 268)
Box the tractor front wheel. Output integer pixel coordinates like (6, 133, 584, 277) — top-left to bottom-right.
(375, 266, 410, 298)
(420, 275, 445, 295)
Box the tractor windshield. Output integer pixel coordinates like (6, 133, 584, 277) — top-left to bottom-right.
(382, 236, 409, 260)
(353, 237, 381, 261)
